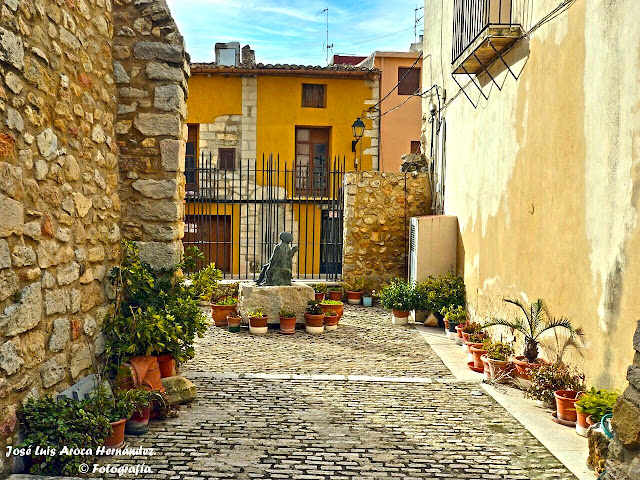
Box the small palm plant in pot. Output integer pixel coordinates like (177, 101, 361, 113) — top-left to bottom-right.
(248, 309, 268, 335)
(305, 300, 325, 334)
(575, 388, 619, 436)
(482, 341, 514, 383)
(484, 298, 583, 380)
(279, 308, 297, 335)
(379, 279, 415, 326)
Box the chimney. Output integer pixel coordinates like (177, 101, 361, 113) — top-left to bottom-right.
(242, 45, 255, 67)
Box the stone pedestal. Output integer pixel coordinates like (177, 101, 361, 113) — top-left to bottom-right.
(238, 282, 315, 325)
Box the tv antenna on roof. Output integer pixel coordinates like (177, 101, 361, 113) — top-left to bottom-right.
(319, 8, 334, 65)
(414, 5, 424, 43)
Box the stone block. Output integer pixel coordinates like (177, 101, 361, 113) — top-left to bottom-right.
(136, 241, 181, 270)
(612, 397, 640, 449)
(0, 240, 9, 269)
(0, 27, 24, 70)
(70, 344, 91, 379)
(57, 262, 80, 286)
(40, 353, 66, 388)
(49, 317, 70, 352)
(44, 289, 70, 316)
(134, 113, 181, 137)
(160, 139, 185, 172)
(0, 283, 41, 336)
(134, 41, 183, 63)
(154, 85, 185, 114)
(162, 375, 197, 405)
(238, 282, 315, 325)
(146, 62, 184, 81)
(21, 330, 45, 368)
(0, 340, 23, 375)
(0, 194, 23, 238)
(132, 179, 178, 200)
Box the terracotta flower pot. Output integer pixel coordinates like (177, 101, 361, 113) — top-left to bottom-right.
(455, 324, 465, 339)
(129, 356, 163, 392)
(211, 304, 236, 327)
(227, 315, 242, 332)
(482, 355, 513, 383)
(324, 313, 339, 331)
(105, 419, 126, 448)
(511, 356, 543, 380)
(346, 290, 363, 305)
(328, 290, 343, 301)
(249, 316, 268, 335)
(156, 354, 176, 378)
(315, 292, 325, 301)
(125, 407, 150, 436)
(305, 312, 325, 334)
(470, 345, 487, 369)
(461, 331, 485, 343)
(321, 303, 343, 320)
(555, 390, 580, 422)
(279, 316, 297, 335)
(444, 319, 450, 330)
(392, 309, 409, 326)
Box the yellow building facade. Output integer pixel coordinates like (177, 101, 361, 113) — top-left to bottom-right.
(184, 63, 380, 278)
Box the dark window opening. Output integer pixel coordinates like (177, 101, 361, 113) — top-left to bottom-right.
(302, 84, 326, 108)
(218, 148, 236, 170)
(398, 67, 421, 95)
(411, 141, 422, 154)
(185, 124, 199, 193)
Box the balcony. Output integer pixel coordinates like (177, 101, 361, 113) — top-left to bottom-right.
(452, 0, 522, 75)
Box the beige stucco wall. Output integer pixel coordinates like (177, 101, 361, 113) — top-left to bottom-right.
(423, 0, 640, 388)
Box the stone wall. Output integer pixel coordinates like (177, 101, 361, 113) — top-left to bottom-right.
(0, 0, 120, 471)
(342, 171, 431, 288)
(605, 320, 640, 478)
(113, 0, 189, 269)
(0, 0, 188, 474)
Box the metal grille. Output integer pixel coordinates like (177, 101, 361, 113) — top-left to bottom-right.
(184, 153, 346, 281)
(452, 0, 514, 63)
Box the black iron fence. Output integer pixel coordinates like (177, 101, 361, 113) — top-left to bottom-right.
(452, 0, 514, 63)
(183, 153, 346, 281)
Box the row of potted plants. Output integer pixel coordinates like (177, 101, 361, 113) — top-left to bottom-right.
(311, 278, 376, 306)
(444, 298, 619, 438)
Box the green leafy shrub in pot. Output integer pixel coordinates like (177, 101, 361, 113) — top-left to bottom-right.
(91, 385, 151, 422)
(190, 263, 223, 302)
(462, 322, 483, 334)
(248, 309, 266, 318)
(468, 333, 486, 343)
(104, 241, 209, 373)
(485, 342, 514, 361)
(379, 279, 415, 312)
(214, 296, 238, 306)
(527, 363, 586, 405)
(279, 308, 296, 318)
(312, 284, 327, 294)
(575, 388, 619, 421)
(305, 300, 323, 315)
(442, 305, 467, 325)
(18, 396, 111, 475)
(320, 300, 343, 305)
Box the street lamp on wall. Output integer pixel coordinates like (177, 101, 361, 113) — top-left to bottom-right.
(351, 117, 365, 170)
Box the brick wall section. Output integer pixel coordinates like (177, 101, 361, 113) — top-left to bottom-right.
(342, 172, 431, 288)
(113, 0, 189, 269)
(0, 0, 121, 471)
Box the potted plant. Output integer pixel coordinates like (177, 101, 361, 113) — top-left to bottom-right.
(328, 285, 344, 301)
(324, 311, 339, 331)
(527, 363, 585, 411)
(379, 278, 415, 326)
(248, 309, 268, 335)
(211, 296, 238, 328)
(190, 263, 223, 305)
(482, 342, 514, 383)
(124, 389, 155, 436)
(345, 277, 370, 305)
(469, 338, 491, 371)
(484, 298, 583, 380)
(18, 395, 112, 475)
(575, 388, 619, 436)
(443, 305, 466, 341)
(91, 386, 144, 449)
(227, 309, 242, 333)
(279, 308, 297, 335)
(320, 299, 344, 320)
(461, 322, 485, 343)
(312, 283, 327, 301)
(304, 300, 325, 334)
(363, 288, 374, 307)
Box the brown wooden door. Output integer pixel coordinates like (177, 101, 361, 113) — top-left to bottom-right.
(184, 215, 232, 272)
(295, 127, 330, 196)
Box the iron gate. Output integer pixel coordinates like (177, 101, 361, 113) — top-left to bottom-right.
(183, 153, 346, 281)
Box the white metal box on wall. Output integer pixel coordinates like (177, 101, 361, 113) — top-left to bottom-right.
(409, 215, 458, 283)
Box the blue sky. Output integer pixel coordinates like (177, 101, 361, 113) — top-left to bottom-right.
(166, 0, 423, 65)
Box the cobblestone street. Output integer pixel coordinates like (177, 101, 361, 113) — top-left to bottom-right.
(108, 305, 576, 479)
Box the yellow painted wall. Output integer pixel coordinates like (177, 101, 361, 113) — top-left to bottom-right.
(187, 74, 242, 124)
(423, 0, 640, 388)
(256, 75, 375, 171)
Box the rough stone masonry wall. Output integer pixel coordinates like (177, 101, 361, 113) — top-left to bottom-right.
(342, 171, 431, 288)
(0, 0, 121, 471)
(606, 320, 640, 478)
(113, 0, 189, 269)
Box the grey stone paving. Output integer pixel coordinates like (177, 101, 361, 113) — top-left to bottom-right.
(101, 305, 576, 479)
